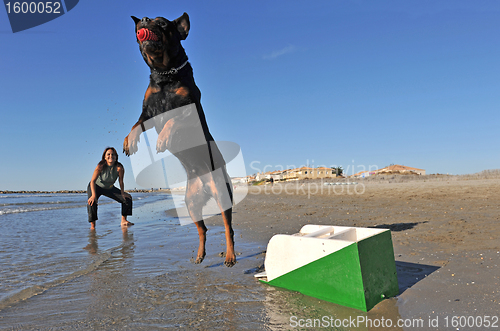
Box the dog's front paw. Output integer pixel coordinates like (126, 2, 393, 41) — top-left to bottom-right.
(123, 136, 131, 155)
(123, 129, 140, 156)
(123, 136, 136, 156)
(156, 133, 169, 153)
(156, 119, 174, 153)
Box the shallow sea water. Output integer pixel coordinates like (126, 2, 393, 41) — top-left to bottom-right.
(0, 193, 300, 330)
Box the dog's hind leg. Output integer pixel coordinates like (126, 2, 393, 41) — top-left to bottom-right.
(185, 176, 210, 264)
(193, 220, 207, 264)
(208, 167, 236, 267)
(220, 206, 235, 267)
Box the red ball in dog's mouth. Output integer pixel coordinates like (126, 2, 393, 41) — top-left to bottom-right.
(137, 28, 158, 42)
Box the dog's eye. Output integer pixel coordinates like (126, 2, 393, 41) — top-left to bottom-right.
(155, 18, 170, 30)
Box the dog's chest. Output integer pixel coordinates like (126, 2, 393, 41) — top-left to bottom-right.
(145, 85, 193, 117)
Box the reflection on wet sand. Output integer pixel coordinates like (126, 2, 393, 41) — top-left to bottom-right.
(83, 231, 98, 255)
(84, 228, 136, 324)
(261, 284, 405, 331)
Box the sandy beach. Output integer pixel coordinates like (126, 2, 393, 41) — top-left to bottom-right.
(204, 175, 500, 328)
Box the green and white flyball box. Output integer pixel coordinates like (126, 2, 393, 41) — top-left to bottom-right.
(255, 225, 399, 311)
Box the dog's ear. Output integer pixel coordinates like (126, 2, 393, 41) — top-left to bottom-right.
(174, 12, 190, 40)
(131, 16, 140, 25)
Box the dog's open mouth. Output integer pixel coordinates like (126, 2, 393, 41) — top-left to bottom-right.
(137, 28, 159, 42)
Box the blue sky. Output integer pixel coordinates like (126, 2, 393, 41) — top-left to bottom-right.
(1, 1, 499, 191)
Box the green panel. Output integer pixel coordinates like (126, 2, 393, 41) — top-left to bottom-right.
(263, 243, 368, 311)
(357, 231, 399, 310)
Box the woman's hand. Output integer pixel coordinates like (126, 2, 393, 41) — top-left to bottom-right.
(122, 192, 131, 200)
(88, 195, 96, 206)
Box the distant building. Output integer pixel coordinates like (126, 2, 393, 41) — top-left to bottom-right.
(352, 170, 377, 178)
(248, 167, 338, 183)
(283, 167, 337, 180)
(255, 170, 286, 181)
(231, 177, 249, 184)
(379, 164, 426, 176)
(351, 164, 426, 177)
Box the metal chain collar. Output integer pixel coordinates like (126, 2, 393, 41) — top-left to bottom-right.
(154, 60, 189, 76)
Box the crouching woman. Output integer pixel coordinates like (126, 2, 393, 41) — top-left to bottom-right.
(87, 147, 133, 230)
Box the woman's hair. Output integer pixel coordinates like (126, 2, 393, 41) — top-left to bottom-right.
(97, 147, 123, 168)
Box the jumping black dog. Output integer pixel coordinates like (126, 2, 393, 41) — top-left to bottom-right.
(123, 13, 235, 267)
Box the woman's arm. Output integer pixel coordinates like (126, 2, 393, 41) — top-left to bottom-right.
(118, 166, 131, 200)
(88, 165, 102, 206)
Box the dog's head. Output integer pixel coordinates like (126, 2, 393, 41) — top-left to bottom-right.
(132, 13, 190, 71)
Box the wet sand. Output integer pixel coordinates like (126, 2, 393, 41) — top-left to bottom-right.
(205, 176, 500, 328)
